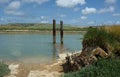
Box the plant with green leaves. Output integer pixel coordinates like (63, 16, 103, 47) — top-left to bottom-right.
(82, 27, 120, 57)
(63, 58, 120, 77)
(0, 62, 10, 77)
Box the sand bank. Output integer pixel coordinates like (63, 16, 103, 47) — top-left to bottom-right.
(5, 50, 82, 77)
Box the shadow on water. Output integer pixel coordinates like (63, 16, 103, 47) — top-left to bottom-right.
(52, 44, 57, 61)
(52, 43, 70, 61)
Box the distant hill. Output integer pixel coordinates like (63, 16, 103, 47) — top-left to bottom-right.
(0, 23, 88, 31)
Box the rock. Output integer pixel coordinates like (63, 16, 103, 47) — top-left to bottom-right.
(91, 47, 108, 59)
(9, 64, 19, 75)
(5, 64, 19, 77)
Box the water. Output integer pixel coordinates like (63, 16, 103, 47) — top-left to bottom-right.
(0, 33, 83, 63)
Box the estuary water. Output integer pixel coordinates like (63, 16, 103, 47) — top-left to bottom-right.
(0, 33, 83, 64)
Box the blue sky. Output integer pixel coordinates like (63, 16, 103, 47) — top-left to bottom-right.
(0, 0, 120, 26)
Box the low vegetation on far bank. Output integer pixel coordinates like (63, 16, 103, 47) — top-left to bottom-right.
(63, 25, 120, 77)
(0, 23, 88, 31)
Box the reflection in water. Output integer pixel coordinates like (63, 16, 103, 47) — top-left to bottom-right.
(52, 44, 66, 61)
(59, 44, 64, 53)
(55, 43, 69, 53)
(0, 34, 83, 63)
(52, 44, 57, 61)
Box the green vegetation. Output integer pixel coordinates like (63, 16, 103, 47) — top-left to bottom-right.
(82, 27, 114, 53)
(82, 27, 120, 57)
(0, 23, 88, 31)
(63, 25, 120, 77)
(105, 25, 120, 43)
(0, 62, 10, 77)
(63, 58, 120, 77)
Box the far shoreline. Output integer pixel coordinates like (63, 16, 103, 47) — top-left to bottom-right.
(0, 30, 86, 34)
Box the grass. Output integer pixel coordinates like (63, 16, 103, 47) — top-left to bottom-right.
(82, 26, 120, 56)
(103, 25, 120, 56)
(63, 25, 120, 77)
(0, 23, 88, 31)
(82, 27, 114, 53)
(63, 58, 120, 77)
(83, 28, 109, 46)
(0, 62, 10, 77)
(104, 25, 120, 42)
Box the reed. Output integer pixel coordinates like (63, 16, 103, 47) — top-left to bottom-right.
(105, 25, 120, 42)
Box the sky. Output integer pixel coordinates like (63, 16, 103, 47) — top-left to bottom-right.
(0, 0, 120, 26)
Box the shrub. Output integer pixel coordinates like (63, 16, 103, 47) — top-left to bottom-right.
(82, 27, 114, 54)
(0, 62, 10, 77)
(104, 26, 120, 57)
(82, 27, 120, 57)
(63, 58, 120, 77)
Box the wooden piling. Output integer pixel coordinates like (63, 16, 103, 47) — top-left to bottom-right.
(53, 19, 56, 44)
(60, 20, 63, 44)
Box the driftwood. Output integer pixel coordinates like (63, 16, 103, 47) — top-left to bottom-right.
(62, 47, 108, 73)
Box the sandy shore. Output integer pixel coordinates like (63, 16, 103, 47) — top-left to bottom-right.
(5, 61, 63, 77)
(4, 51, 82, 77)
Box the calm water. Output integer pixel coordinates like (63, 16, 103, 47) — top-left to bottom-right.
(0, 33, 83, 63)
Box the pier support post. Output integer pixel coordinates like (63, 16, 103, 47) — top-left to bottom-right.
(53, 19, 56, 44)
(60, 20, 63, 44)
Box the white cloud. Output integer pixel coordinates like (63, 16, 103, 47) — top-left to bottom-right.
(82, 6, 115, 15)
(56, 0, 86, 8)
(40, 20, 49, 23)
(88, 21, 95, 25)
(41, 16, 46, 19)
(0, 17, 5, 22)
(4, 1, 24, 16)
(7, 1, 21, 10)
(23, 0, 49, 4)
(99, 6, 114, 13)
(116, 21, 120, 24)
(105, 0, 116, 4)
(81, 16, 87, 20)
(60, 14, 66, 18)
(74, 7, 80, 11)
(113, 13, 120, 16)
(82, 7, 97, 14)
(106, 21, 113, 24)
(5, 10, 24, 16)
(40, 16, 49, 23)
(40, 16, 49, 19)
(0, 0, 10, 3)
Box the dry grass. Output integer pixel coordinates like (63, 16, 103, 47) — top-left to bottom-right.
(104, 25, 120, 46)
(104, 25, 120, 38)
